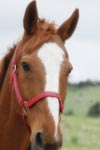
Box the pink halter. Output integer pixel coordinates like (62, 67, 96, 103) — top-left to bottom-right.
(10, 43, 64, 132)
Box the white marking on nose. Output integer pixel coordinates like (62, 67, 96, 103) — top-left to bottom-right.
(38, 43, 64, 140)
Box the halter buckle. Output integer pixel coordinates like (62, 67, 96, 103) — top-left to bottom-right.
(22, 102, 29, 117)
(22, 107, 27, 117)
(13, 64, 17, 72)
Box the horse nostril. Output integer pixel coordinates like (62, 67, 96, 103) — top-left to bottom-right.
(35, 132, 43, 148)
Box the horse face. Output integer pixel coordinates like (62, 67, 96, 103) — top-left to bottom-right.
(18, 41, 72, 149)
(15, 1, 79, 150)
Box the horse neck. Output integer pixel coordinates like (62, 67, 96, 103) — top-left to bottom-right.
(0, 57, 30, 150)
(1, 104, 30, 150)
(0, 67, 11, 119)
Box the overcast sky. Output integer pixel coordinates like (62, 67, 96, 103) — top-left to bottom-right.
(0, 0, 100, 83)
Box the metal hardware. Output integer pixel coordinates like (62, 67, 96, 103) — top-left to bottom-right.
(13, 64, 17, 72)
(23, 107, 27, 117)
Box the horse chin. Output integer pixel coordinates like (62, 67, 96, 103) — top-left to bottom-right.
(27, 142, 33, 150)
(27, 144, 41, 150)
(27, 143, 62, 150)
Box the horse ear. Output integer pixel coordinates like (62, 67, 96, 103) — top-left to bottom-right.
(23, 0, 38, 35)
(58, 9, 79, 42)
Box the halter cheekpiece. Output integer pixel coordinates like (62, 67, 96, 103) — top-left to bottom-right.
(10, 43, 64, 132)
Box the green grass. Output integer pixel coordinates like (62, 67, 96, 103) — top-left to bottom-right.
(62, 115, 100, 150)
(64, 85, 100, 116)
(62, 84, 100, 150)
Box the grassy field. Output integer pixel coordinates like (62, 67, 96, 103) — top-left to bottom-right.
(62, 84, 100, 150)
(64, 84, 100, 116)
(62, 115, 100, 150)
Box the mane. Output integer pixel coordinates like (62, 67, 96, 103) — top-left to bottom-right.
(23, 19, 57, 54)
(0, 45, 16, 89)
(37, 19, 56, 33)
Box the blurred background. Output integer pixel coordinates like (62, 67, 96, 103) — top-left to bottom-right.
(0, 0, 100, 150)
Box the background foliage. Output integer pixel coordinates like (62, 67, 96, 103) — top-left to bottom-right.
(62, 81, 100, 150)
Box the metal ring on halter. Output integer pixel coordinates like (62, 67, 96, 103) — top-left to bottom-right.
(13, 64, 17, 72)
(23, 102, 30, 117)
(22, 107, 27, 117)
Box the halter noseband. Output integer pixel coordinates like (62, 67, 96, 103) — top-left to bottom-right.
(10, 43, 64, 132)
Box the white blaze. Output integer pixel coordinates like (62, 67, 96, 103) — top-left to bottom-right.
(38, 43, 64, 140)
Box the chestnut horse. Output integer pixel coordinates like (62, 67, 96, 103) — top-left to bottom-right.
(0, 1, 79, 150)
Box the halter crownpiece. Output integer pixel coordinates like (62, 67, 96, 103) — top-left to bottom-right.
(10, 43, 64, 132)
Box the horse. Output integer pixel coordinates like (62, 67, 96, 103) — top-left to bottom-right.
(0, 1, 79, 150)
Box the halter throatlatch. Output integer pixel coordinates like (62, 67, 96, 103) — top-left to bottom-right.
(10, 43, 64, 132)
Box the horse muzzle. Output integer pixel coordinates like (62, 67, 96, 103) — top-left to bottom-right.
(28, 131, 62, 150)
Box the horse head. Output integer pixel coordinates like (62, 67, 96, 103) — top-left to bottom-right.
(1, 1, 79, 150)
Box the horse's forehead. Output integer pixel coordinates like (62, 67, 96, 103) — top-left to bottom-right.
(37, 42, 65, 93)
(37, 43, 64, 65)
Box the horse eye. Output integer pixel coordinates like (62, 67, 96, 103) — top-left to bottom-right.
(21, 62, 30, 72)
